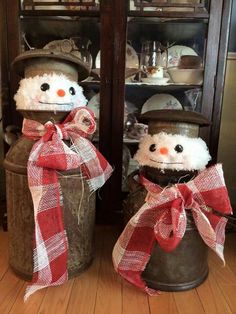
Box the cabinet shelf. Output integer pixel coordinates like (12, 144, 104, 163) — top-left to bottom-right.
(128, 11, 209, 19)
(125, 83, 202, 90)
(20, 10, 100, 17)
(93, 137, 140, 145)
(80, 80, 100, 87)
(20, 0, 100, 16)
(128, 17, 209, 24)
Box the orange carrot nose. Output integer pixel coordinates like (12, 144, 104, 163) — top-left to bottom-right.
(57, 89, 66, 97)
(160, 147, 169, 155)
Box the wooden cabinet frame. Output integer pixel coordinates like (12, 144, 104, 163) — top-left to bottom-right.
(3, 0, 232, 223)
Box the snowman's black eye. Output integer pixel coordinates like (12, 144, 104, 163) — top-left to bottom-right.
(69, 87, 76, 95)
(40, 83, 50, 91)
(149, 144, 156, 152)
(175, 144, 183, 153)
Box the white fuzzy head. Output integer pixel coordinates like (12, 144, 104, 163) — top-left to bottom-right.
(14, 73, 87, 111)
(134, 132, 211, 171)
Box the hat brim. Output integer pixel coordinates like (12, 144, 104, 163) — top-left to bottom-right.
(12, 49, 90, 81)
(139, 109, 210, 126)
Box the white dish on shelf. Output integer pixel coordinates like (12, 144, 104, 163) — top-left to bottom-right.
(168, 67, 204, 85)
(141, 93, 183, 114)
(95, 43, 139, 69)
(141, 77, 170, 85)
(123, 137, 140, 144)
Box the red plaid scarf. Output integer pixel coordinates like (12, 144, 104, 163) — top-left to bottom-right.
(113, 164, 232, 295)
(22, 107, 112, 300)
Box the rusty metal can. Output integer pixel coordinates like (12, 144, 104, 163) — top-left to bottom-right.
(4, 111, 95, 281)
(124, 167, 208, 291)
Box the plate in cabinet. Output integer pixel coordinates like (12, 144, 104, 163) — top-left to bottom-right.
(95, 43, 139, 69)
(141, 93, 183, 114)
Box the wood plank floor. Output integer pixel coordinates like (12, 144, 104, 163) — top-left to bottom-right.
(0, 226, 236, 314)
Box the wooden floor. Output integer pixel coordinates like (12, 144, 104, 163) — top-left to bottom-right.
(0, 226, 236, 314)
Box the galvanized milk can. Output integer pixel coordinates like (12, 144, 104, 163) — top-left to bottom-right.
(124, 109, 210, 291)
(4, 50, 96, 281)
(4, 110, 96, 281)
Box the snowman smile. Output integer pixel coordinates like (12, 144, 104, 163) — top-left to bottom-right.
(39, 101, 73, 106)
(150, 158, 183, 165)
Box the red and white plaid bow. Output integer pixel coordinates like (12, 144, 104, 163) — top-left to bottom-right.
(113, 164, 232, 295)
(22, 107, 112, 300)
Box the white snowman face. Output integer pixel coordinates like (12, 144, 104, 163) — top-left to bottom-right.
(134, 132, 211, 171)
(14, 73, 87, 112)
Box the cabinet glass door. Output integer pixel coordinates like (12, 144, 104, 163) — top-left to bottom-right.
(121, 0, 211, 192)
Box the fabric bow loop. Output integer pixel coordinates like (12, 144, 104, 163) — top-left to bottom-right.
(22, 107, 112, 300)
(153, 195, 187, 252)
(62, 107, 96, 138)
(146, 177, 229, 255)
(36, 133, 81, 171)
(177, 184, 194, 209)
(145, 183, 193, 251)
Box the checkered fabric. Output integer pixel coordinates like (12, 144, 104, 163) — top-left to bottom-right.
(113, 164, 232, 295)
(22, 107, 112, 300)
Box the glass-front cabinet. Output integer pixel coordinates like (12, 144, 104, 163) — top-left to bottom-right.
(109, 0, 232, 221)
(3, 0, 232, 222)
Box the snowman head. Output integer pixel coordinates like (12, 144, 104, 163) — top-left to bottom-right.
(14, 73, 87, 112)
(134, 132, 211, 171)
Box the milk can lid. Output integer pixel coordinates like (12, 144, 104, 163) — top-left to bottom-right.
(12, 49, 90, 82)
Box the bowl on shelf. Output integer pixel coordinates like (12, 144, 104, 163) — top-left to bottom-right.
(179, 55, 202, 69)
(167, 67, 204, 85)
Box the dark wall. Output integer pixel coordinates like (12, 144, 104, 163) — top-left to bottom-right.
(229, 0, 236, 52)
